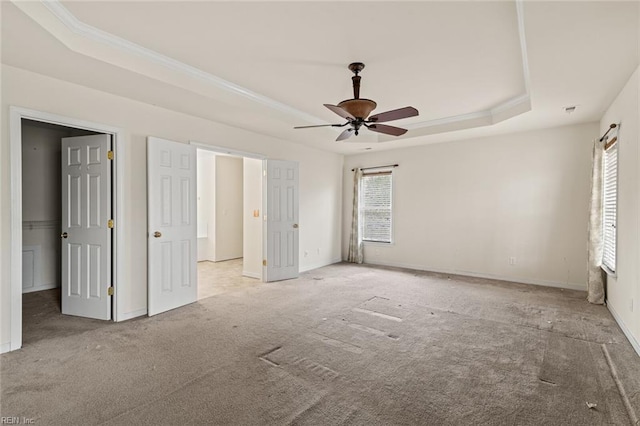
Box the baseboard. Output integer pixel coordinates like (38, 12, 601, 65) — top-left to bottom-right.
(214, 256, 242, 262)
(117, 308, 147, 322)
(0, 342, 11, 354)
(361, 259, 587, 291)
(242, 271, 261, 279)
(607, 301, 640, 357)
(22, 283, 59, 294)
(300, 257, 342, 273)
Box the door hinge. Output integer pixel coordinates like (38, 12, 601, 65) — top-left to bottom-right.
(107, 150, 114, 160)
(107, 219, 114, 229)
(263, 260, 267, 266)
(107, 287, 114, 296)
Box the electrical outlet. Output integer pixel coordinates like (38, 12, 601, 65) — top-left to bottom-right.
(317, 248, 320, 255)
(509, 257, 516, 266)
(631, 298, 634, 312)
(304, 251, 309, 258)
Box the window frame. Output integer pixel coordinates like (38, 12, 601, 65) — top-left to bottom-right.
(359, 169, 394, 245)
(601, 138, 618, 275)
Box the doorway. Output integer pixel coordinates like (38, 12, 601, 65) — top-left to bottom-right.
(146, 138, 300, 317)
(7, 107, 125, 353)
(195, 147, 264, 299)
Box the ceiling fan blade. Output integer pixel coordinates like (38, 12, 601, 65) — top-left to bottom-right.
(294, 124, 343, 129)
(336, 128, 354, 141)
(368, 107, 419, 123)
(324, 104, 355, 121)
(367, 124, 408, 137)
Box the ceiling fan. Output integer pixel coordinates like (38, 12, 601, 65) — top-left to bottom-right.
(294, 62, 419, 142)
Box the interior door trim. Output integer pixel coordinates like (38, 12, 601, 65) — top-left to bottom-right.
(7, 106, 125, 353)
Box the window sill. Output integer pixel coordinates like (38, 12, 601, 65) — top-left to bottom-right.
(601, 265, 617, 278)
(363, 240, 394, 247)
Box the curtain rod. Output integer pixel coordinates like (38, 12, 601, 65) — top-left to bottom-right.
(599, 123, 617, 142)
(351, 164, 399, 172)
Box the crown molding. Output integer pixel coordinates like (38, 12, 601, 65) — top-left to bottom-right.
(14, 0, 324, 125)
(403, 0, 531, 138)
(515, 0, 532, 95)
(14, 0, 532, 141)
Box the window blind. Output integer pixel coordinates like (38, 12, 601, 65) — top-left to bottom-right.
(361, 172, 392, 243)
(602, 142, 618, 272)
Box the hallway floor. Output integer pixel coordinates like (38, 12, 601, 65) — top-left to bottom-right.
(197, 258, 261, 300)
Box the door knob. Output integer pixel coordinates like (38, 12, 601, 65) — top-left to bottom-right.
(153, 231, 162, 238)
(61, 232, 68, 239)
(293, 224, 299, 229)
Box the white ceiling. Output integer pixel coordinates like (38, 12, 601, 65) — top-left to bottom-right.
(2, 1, 638, 154)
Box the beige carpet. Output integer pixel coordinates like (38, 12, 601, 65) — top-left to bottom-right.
(2, 263, 639, 425)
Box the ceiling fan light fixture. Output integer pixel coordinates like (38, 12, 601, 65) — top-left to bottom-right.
(337, 99, 377, 119)
(293, 62, 419, 141)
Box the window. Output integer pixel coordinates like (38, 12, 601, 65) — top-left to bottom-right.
(602, 141, 618, 273)
(360, 171, 392, 243)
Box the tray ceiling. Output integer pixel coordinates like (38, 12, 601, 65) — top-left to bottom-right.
(2, 1, 638, 153)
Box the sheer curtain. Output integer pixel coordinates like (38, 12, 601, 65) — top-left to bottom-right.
(587, 138, 605, 304)
(347, 168, 364, 264)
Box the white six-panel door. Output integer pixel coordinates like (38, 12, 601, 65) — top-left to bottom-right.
(61, 134, 112, 320)
(147, 137, 197, 316)
(264, 160, 299, 282)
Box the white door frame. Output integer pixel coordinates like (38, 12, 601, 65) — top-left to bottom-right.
(189, 141, 266, 281)
(7, 106, 125, 353)
(190, 142, 266, 161)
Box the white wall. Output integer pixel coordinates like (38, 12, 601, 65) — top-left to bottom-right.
(343, 123, 597, 290)
(214, 156, 243, 261)
(600, 65, 640, 353)
(197, 150, 216, 262)
(196, 152, 244, 263)
(243, 158, 263, 279)
(1, 65, 344, 349)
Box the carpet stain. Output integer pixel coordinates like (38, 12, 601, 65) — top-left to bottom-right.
(291, 357, 341, 381)
(286, 394, 373, 425)
(309, 333, 363, 354)
(348, 322, 388, 337)
(356, 295, 409, 321)
(365, 295, 390, 301)
(259, 357, 280, 367)
(259, 345, 283, 366)
(263, 346, 343, 383)
(352, 307, 403, 322)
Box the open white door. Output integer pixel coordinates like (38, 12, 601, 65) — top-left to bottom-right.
(147, 137, 197, 316)
(264, 160, 299, 282)
(61, 134, 112, 320)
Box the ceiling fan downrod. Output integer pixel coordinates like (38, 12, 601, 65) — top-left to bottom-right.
(348, 62, 365, 99)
